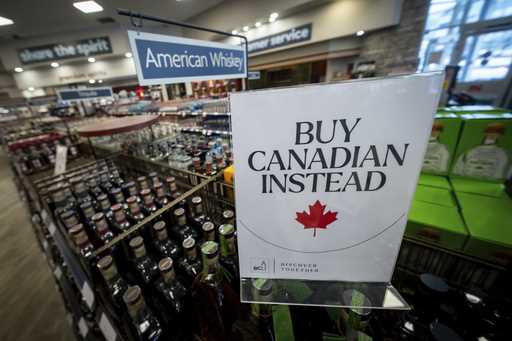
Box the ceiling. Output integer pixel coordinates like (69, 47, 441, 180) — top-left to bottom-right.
(0, 0, 226, 42)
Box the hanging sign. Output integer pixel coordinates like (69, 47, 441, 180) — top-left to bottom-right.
(57, 87, 113, 101)
(128, 31, 247, 85)
(231, 73, 443, 282)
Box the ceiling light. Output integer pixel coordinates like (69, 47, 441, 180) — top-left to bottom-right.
(243, 26, 250, 32)
(28, 87, 35, 91)
(14, 67, 23, 73)
(98, 79, 103, 83)
(0, 16, 14, 26)
(73, 1, 103, 14)
(356, 30, 365, 36)
(125, 52, 132, 58)
(232, 29, 238, 35)
(255, 22, 262, 28)
(89, 79, 96, 84)
(269, 12, 279, 22)
(88, 57, 96, 63)
(51, 62, 60, 68)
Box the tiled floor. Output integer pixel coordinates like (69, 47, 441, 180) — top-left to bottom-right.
(0, 150, 75, 341)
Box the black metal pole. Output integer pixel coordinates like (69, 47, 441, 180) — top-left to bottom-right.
(116, 9, 250, 90)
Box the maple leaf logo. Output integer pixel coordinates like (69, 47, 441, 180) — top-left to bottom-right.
(295, 200, 338, 237)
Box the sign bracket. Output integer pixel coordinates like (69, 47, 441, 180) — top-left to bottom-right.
(117, 9, 250, 89)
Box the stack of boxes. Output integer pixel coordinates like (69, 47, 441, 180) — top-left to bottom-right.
(406, 106, 512, 267)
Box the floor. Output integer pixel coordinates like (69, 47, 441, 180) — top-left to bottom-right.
(0, 150, 75, 341)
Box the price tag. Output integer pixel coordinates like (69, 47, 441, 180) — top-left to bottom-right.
(48, 222, 56, 236)
(81, 281, 95, 309)
(54, 266, 62, 280)
(78, 317, 89, 338)
(54, 145, 68, 175)
(99, 313, 118, 341)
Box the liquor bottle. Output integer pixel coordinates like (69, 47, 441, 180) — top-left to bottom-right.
(110, 187, 126, 207)
(51, 188, 70, 217)
(129, 236, 159, 285)
(148, 172, 161, 188)
(92, 212, 115, 244)
(422, 123, 450, 173)
(71, 176, 94, 205)
(251, 279, 275, 341)
(123, 285, 163, 341)
(140, 189, 158, 216)
(111, 203, 131, 232)
(189, 196, 207, 233)
(127, 196, 145, 223)
(202, 221, 216, 242)
(191, 241, 239, 341)
(340, 289, 373, 340)
(97, 193, 113, 221)
(219, 224, 239, 282)
(137, 176, 150, 191)
(99, 170, 114, 193)
(170, 208, 198, 242)
(69, 224, 95, 261)
(165, 177, 179, 199)
(80, 201, 97, 232)
(222, 209, 235, 226)
(416, 273, 449, 323)
(124, 181, 141, 203)
(153, 182, 169, 208)
(60, 210, 80, 230)
(86, 175, 104, 199)
(152, 221, 180, 260)
(177, 237, 202, 283)
(97, 255, 129, 311)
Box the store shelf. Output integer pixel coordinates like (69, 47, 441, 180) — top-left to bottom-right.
(76, 115, 160, 137)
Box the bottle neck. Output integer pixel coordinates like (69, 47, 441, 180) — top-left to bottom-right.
(185, 247, 197, 260)
(177, 215, 186, 227)
(193, 202, 203, 216)
(162, 268, 176, 284)
(127, 297, 147, 321)
(134, 245, 147, 258)
(220, 234, 236, 257)
(156, 228, 168, 241)
(202, 253, 221, 276)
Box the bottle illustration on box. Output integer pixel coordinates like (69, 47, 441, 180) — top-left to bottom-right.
(453, 123, 510, 180)
(422, 123, 450, 173)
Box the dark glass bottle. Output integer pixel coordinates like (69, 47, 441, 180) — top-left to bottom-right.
(123, 285, 163, 341)
(111, 187, 126, 207)
(80, 201, 97, 232)
(251, 279, 275, 341)
(129, 236, 159, 285)
(140, 189, 158, 216)
(137, 176, 150, 191)
(69, 224, 95, 261)
(86, 175, 104, 199)
(165, 177, 179, 199)
(71, 176, 93, 205)
(127, 196, 145, 223)
(97, 193, 113, 221)
(222, 209, 235, 226)
(219, 224, 239, 282)
(152, 221, 180, 260)
(148, 172, 161, 188)
(92, 212, 115, 244)
(111, 203, 131, 232)
(60, 210, 80, 230)
(189, 196, 207, 233)
(123, 181, 141, 203)
(191, 241, 239, 341)
(170, 208, 198, 242)
(52, 188, 71, 217)
(154, 182, 169, 208)
(97, 255, 129, 311)
(177, 237, 202, 283)
(202, 221, 216, 242)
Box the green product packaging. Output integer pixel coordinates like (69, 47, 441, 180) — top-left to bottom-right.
(450, 176, 507, 199)
(457, 192, 512, 266)
(418, 174, 451, 190)
(405, 198, 468, 250)
(422, 113, 463, 175)
(413, 184, 457, 207)
(451, 113, 512, 181)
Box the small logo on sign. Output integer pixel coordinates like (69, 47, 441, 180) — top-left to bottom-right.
(295, 200, 338, 237)
(250, 258, 269, 273)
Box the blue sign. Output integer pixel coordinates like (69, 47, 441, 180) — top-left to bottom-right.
(57, 87, 113, 101)
(128, 31, 247, 85)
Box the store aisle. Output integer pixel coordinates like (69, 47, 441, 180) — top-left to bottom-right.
(0, 150, 75, 341)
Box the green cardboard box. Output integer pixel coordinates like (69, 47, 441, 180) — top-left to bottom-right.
(451, 113, 512, 181)
(450, 177, 507, 199)
(457, 192, 512, 266)
(413, 183, 456, 207)
(422, 113, 463, 175)
(418, 174, 451, 190)
(406, 195, 468, 250)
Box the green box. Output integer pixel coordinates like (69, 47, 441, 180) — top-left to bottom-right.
(451, 113, 512, 181)
(450, 176, 507, 199)
(457, 192, 512, 266)
(418, 174, 451, 190)
(405, 198, 468, 250)
(422, 113, 463, 175)
(413, 183, 456, 207)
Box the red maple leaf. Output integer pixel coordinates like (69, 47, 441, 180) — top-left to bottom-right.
(295, 200, 338, 237)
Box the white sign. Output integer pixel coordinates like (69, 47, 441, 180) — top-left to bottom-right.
(231, 73, 443, 282)
(54, 145, 68, 175)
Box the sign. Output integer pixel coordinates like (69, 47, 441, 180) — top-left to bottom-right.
(231, 73, 443, 282)
(57, 87, 113, 101)
(18, 37, 112, 64)
(248, 71, 261, 80)
(248, 24, 312, 54)
(128, 31, 247, 86)
(54, 145, 68, 175)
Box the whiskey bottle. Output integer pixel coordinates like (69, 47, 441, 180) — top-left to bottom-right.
(202, 221, 216, 242)
(86, 175, 104, 199)
(123, 285, 163, 341)
(71, 176, 93, 205)
(92, 212, 115, 244)
(148, 172, 161, 188)
(129, 236, 159, 285)
(97, 255, 129, 311)
(97, 193, 113, 221)
(140, 189, 158, 216)
(51, 188, 71, 217)
(110, 187, 126, 206)
(123, 181, 140, 202)
(137, 176, 150, 191)
(153, 182, 169, 208)
(189, 196, 207, 233)
(80, 201, 97, 232)
(152, 221, 180, 260)
(170, 208, 198, 242)
(69, 224, 95, 261)
(98, 170, 114, 193)
(219, 224, 239, 282)
(191, 241, 239, 341)
(177, 237, 202, 283)
(165, 177, 179, 199)
(60, 210, 80, 230)
(222, 209, 235, 226)
(111, 203, 131, 232)
(251, 279, 275, 341)
(127, 196, 145, 223)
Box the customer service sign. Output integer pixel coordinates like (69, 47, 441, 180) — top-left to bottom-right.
(128, 31, 246, 85)
(231, 74, 443, 282)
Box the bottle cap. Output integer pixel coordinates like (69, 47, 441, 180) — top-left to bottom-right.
(222, 210, 234, 220)
(201, 241, 219, 258)
(219, 224, 235, 237)
(69, 224, 84, 235)
(123, 285, 142, 305)
(153, 221, 166, 232)
(174, 208, 185, 217)
(126, 196, 137, 204)
(140, 189, 151, 196)
(129, 236, 144, 250)
(251, 278, 273, 296)
(202, 221, 215, 232)
(97, 255, 113, 270)
(111, 203, 122, 212)
(137, 175, 147, 183)
(61, 210, 78, 227)
(158, 257, 174, 272)
(191, 196, 202, 204)
(182, 237, 195, 250)
(165, 176, 176, 183)
(92, 212, 105, 222)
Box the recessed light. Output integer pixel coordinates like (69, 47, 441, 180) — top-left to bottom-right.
(232, 29, 238, 35)
(51, 62, 60, 68)
(255, 22, 262, 28)
(98, 79, 103, 83)
(89, 79, 96, 84)
(269, 12, 279, 22)
(0, 16, 14, 26)
(88, 57, 96, 63)
(14, 67, 23, 73)
(28, 87, 35, 91)
(73, 1, 103, 14)
(356, 30, 365, 36)
(125, 52, 132, 58)
(243, 26, 250, 32)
